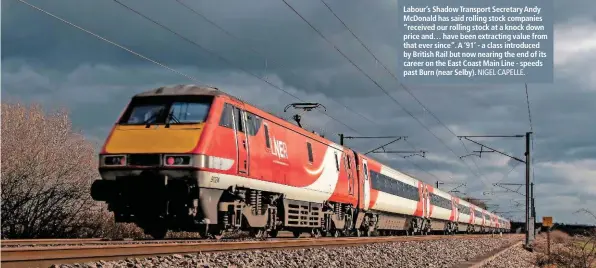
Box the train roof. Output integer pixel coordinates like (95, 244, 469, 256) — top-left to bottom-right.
(135, 84, 294, 125)
(135, 84, 226, 98)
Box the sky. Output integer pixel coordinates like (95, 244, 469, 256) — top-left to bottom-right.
(2, 0, 596, 225)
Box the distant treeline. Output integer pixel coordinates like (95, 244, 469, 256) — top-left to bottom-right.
(510, 221, 596, 236)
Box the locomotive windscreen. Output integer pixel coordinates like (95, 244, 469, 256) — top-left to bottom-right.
(119, 95, 214, 125)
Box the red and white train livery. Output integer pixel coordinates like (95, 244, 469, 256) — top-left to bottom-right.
(91, 85, 510, 239)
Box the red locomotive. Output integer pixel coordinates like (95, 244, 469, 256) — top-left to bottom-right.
(91, 85, 510, 239)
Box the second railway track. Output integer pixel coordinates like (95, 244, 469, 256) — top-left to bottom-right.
(1, 234, 521, 268)
(0, 231, 307, 248)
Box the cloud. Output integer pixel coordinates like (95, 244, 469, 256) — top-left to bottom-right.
(2, 0, 596, 224)
(540, 160, 596, 194)
(554, 20, 596, 66)
(553, 18, 596, 89)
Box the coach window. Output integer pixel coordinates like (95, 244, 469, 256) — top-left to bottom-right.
(219, 103, 234, 128)
(264, 124, 271, 148)
(464, 206, 470, 215)
(307, 142, 313, 163)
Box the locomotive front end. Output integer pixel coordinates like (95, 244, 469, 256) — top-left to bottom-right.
(90, 86, 217, 238)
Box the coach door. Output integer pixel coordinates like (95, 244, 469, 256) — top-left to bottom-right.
(423, 185, 430, 218)
(361, 158, 371, 210)
(471, 208, 476, 225)
(232, 106, 249, 175)
(453, 198, 460, 222)
(345, 152, 355, 196)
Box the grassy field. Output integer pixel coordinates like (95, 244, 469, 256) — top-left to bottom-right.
(575, 240, 595, 251)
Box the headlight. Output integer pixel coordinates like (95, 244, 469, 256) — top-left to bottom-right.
(102, 155, 127, 166)
(164, 155, 192, 166)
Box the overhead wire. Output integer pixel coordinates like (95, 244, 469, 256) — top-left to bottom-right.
(14, 0, 202, 83)
(171, 0, 377, 125)
(318, 0, 491, 189)
(19, 0, 361, 137)
(19, 0, 457, 184)
(402, 139, 441, 181)
(17, 0, 441, 181)
(281, 0, 485, 185)
(494, 162, 522, 185)
(110, 0, 362, 135)
(322, 0, 537, 197)
(171, 0, 445, 182)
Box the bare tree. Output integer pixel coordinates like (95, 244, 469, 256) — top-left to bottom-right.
(1, 102, 99, 238)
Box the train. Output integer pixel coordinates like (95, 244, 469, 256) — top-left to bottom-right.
(90, 84, 510, 239)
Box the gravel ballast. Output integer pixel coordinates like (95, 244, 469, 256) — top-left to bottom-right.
(479, 242, 538, 268)
(51, 236, 520, 268)
(2, 232, 257, 248)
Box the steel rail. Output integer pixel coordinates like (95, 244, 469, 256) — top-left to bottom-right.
(1, 234, 522, 268)
(0, 232, 301, 247)
(0, 238, 221, 247)
(1, 238, 104, 246)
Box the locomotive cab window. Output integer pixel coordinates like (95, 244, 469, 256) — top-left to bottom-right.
(168, 102, 210, 124)
(119, 95, 213, 125)
(334, 152, 339, 171)
(307, 142, 313, 163)
(219, 103, 234, 128)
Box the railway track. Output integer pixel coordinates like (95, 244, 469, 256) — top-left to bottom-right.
(1, 239, 104, 246)
(0, 232, 303, 248)
(1, 238, 229, 247)
(1, 234, 521, 268)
